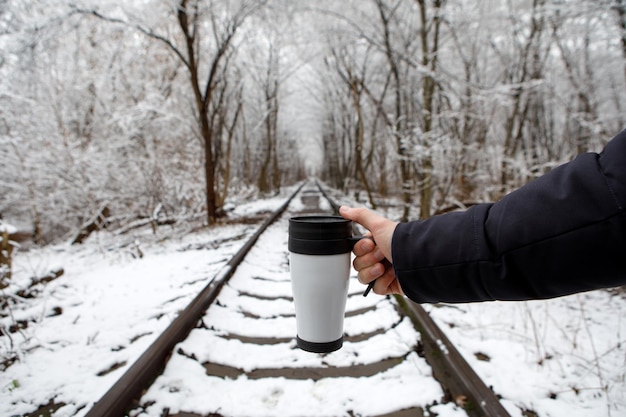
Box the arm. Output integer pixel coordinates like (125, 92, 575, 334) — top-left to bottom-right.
(393, 130, 626, 303)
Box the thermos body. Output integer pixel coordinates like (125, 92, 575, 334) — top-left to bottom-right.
(289, 252, 350, 350)
(288, 216, 356, 353)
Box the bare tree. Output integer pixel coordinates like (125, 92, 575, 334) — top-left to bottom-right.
(413, 0, 445, 219)
(327, 44, 377, 208)
(494, 0, 552, 193)
(374, 0, 413, 220)
(214, 76, 245, 209)
(614, 0, 626, 83)
(3, 0, 625, 241)
(174, 0, 266, 223)
(255, 46, 281, 193)
(77, 0, 266, 225)
(319, 81, 352, 190)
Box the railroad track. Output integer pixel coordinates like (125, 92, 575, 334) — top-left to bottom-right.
(86, 182, 511, 417)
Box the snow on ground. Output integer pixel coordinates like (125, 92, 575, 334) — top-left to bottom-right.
(1, 191, 290, 417)
(426, 290, 626, 417)
(134, 211, 447, 417)
(1, 186, 625, 417)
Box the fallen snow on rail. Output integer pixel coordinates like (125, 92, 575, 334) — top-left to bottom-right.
(136, 211, 449, 416)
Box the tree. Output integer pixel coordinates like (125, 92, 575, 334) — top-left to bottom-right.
(252, 39, 282, 193)
(327, 43, 377, 208)
(613, 0, 626, 83)
(172, 0, 267, 224)
(77, 0, 267, 225)
(2, 0, 625, 240)
(413, 0, 445, 219)
(374, 0, 413, 220)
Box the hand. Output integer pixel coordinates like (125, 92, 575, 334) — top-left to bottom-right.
(339, 206, 403, 296)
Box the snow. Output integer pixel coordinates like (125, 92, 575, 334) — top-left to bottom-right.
(425, 292, 626, 417)
(0, 220, 17, 235)
(1, 194, 287, 416)
(138, 353, 436, 417)
(133, 209, 443, 417)
(1, 190, 625, 417)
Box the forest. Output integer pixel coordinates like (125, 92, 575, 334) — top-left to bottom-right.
(1, 0, 625, 244)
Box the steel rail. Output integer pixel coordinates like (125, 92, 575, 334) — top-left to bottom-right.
(85, 183, 305, 417)
(396, 297, 511, 417)
(316, 181, 512, 417)
(87, 180, 511, 417)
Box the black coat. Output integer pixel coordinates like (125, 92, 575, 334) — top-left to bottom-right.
(392, 130, 626, 303)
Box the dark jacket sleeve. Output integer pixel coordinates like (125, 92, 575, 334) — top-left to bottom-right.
(392, 130, 626, 303)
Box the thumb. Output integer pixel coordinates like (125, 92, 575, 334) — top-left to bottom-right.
(339, 206, 384, 232)
(339, 206, 397, 262)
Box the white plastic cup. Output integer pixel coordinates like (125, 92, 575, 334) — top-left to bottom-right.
(288, 216, 361, 353)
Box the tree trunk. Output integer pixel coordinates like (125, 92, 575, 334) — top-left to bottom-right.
(0, 229, 14, 287)
(217, 89, 243, 209)
(499, 0, 547, 195)
(376, 0, 411, 220)
(202, 110, 218, 224)
(259, 104, 273, 193)
(350, 77, 377, 209)
(615, 0, 626, 85)
(415, 0, 444, 220)
(271, 83, 281, 192)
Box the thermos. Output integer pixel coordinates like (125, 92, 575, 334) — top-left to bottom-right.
(288, 215, 361, 353)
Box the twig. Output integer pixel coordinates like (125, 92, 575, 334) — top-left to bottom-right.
(577, 295, 611, 416)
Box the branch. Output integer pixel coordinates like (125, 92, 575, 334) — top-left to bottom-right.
(71, 6, 191, 70)
(201, 0, 268, 107)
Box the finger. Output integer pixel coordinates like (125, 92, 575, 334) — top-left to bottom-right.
(353, 248, 385, 271)
(356, 262, 385, 285)
(353, 237, 375, 257)
(373, 267, 398, 295)
(376, 259, 404, 295)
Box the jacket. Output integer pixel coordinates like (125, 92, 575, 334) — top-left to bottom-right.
(392, 130, 626, 303)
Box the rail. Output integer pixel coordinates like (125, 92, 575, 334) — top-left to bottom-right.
(86, 180, 511, 417)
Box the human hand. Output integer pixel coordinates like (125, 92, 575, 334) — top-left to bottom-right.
(339, 206, 403, 296)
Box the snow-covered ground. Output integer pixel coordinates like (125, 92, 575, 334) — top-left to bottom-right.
(1, 188, 625, 417)
(1, 192, 290, 416)
(133, 208, 452, 417)
(426, 290, 626, 417)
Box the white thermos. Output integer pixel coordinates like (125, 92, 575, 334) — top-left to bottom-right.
(288, 215, 361, 353)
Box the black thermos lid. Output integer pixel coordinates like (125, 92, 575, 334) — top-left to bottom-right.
(288, 216, 353, 255)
